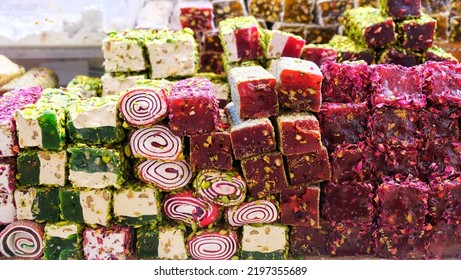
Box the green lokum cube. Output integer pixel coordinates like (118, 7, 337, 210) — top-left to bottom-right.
(43, 221, 84, 260)
(14, 187, 60, 222)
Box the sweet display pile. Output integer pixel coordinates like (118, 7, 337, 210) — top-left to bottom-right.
(1, 0, 461, 260)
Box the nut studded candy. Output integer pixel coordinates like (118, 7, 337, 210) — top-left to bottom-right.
(424, 46, 459, 63)
(280, 185, 320, 228)
(178, 1, 215, 32)
(330, 142, 374, 183)
(379, 0, 421, 20)
(212, 0, 247, 27)
(187, 228, 239, 260)
(82, 226, 133, 260)
(66, 75, 102, 98)
(420, 61, 461, 107)
(397, 13, 437, 51)
(418, 139, 461, 180)
(0, 220, 44, 259)
(248, 0, 282, 22)
(300, 44, 338, 68)
(0, 158, 16, 193)
(289, 220, 330, 257)
(377, 47, 421, 67)
(327, 35, 375, 65)
(202, 29, 224, 53)
(0, 193, 16, 225)
(43, 221, 84, 260)
(226, 197, 280, 227)
(264, 30, 306, 59)
(135, 159, 193, 192)
(328, 222, 374, 257)
(304, 24, 339, 44)
(16, 150, 67, 187)
(282, 0, 315, 23)
(315, 0, 354, 27)
(199, 52, 225, 75)
(101, 72, 147, 96)
(241, 224, 289, 260)
(428, 176, 461, 223)
(14, 187, 60, 223)
(275, 57, 323, 112)
(190, 131, 233, 171)
(374, 226, 431, 260)
(285, 146, 331, 186)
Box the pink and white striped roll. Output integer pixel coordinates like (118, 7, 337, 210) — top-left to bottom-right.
(119, 87, 169, 127)
(188, 230, 239, 260)
(0, 220, 44, 259)
(136, 159, 192, 191)
(163, 191, 220, 228)
(194, 170, 246, 206)
(129, 125, 183, 161)
(226, 200, 279, 227)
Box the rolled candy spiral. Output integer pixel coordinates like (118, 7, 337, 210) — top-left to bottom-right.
(193, 170, 246, 206)
(129, 125, 183, 161)
(0, 220, 44, 259)
(162, 191, 220, 228)
(188, 230, 239, 260)
(119, 86, 169, 127)
(136, 159, 192, 191)
(226, 200, 279, 227)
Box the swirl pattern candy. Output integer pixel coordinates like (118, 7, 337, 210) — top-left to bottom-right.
(136, 159, 192, 191)
(0, 220, 44, 259)
(129, 125, 183, 161)
(227, 200, 279, 227)
(194, 170, 246, 206)
(162, 191, 220, 228)
(119, 87, 169, 127)
(188, 230, 239, 260)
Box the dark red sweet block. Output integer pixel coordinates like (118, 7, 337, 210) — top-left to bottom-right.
(420, 61, 461, 107)
(368, 106, 421, 149)
(424, 47, 458, 63)
(318, 102, 369, 151)
(427, 220, 461, 259)
(380, 0, 421, 20)
(374, 226, 431, 260)
(199, 52, 225, 74)
(300, 44, 338, 68)
(289, 220, 331, 257)
(280, 185, 320, 227)
(190, 131, 233, 171)
(179, 2, 214, 32)
(320, 60, 371, 103)
(230, 118, 276, 160)
(370, 64, 425, 110)
(285, 146, 331, 186)
(241, 152, 289, 198)
(202, 29, 224, 52)
(169, 77, 220, 137)
(328, 222, 374, 257)
(276, 57, 323, 112)
(419, 105, 460, 140)
(330, 142, 374, 183)
(418, 139, 461, 180)
(375, 175, 429, 229)
(304, 24, 339, 44)
(322, 181, 375, 225)
(371, 145, 419, 178)
(428, 176, 461, 223)
(377, 47, 421, 67)
(398, 13, 436, 51)
(276, 112, 322, 156)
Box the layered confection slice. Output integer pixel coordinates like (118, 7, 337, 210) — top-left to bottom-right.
(187, 228, 239, 260)
(101, 72, 148, 96)
(212, 0, 247, 27)
(289, 220, 330, 257)
(315, 0, 354, 27)
(113, 182, 162, 227)
(374, 226, 430, 259)
(241, 152, 289, 198)
(226, 197, 280, 227)
(178, 1, 215, 32)
(135, 159, 193, 192)
(280, 185, 320, 227)
(0, 158, 16, 193)
(300, 44, 338, 68)
(282, 0, 315, 23)
(0, 220, 44, 259)
(67, 75, 102, 98)
(16, 150, 66, 187)
(276, 57, 323, 112)
(328, 35, 375, 64)
(14, 187, 60, 223)
(377, 47, 421, 67)
(248, 0, 282, 22)
(190, 131, 233, 171)
(328, 222, 374, 257)
(43, 221, 83, 260)
(420, 61, 461, 107)
(241, 224, 289, 260)
(397, 13, 437, 51)
(330, 142, 374, 183)
(285, 146, 331, 185)
(0, 193, 16, 225)
(59, 187, 112, 227)
(68, 146, 126, 189)
(264, 30, 306, 59)
(380, 0, 421, 20)
(146, 29, 198, 79)
(82, 226, 133, 260)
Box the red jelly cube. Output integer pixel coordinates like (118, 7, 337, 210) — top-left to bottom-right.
(290, 220, 331, 257)
(374, 226, 431, 260)
(371, 145, 419, 178)
(280, 185, 320, 227)
(427, 221, 461, 259)
(418, 139, 461, 180)
(428, 176, 461, 223)
(178, 1, 214, 32)
(330, 142, 374, 183)
(276, 57, 323, 112)
(240, 152, 289, 198)
(377, 47, 421, 67)
(300, 44, 338, 68)
(276, 112, 322, 156)
(329, 222, 374, 257)
(265, 30, 306, 59)
(285, 146, 331, 185)
(380, 0, 421, 20)
(421, 61, 461, 107)
(190, 131, 233, 171)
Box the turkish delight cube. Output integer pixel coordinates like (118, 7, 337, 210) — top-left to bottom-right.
(320, 60, 371, 103)
(241, 224, 289, 260)
(424, 45, 458, 63)
(241, 152, 289, 198)
(300, 44, 338, 67)
(421, 0, 449, 14)
(276, 57, 323, 112)
(202, 29, 224, 52)
(305, 24, 338, 44)
(212, 0, 247, 26)
(113, 182, 162, 227)
(418, 139, 461, 180)
(450, 17, 461, 42)
(0, 158, 15, 193)
(375, 175, 430, 228)
(318, 102, 369, 151)
(397, 13, 437, 50)
(380, 0, 421, 19)
(102, 29, 152, 72)
(315, 0, 354, 27)
(344, 7, 397, 49)
(248, 0, 282, 22)
(264, 30, 306, 59)
(427, 220, 461, 259)
(419, 105, 460, 140)
(377, 47, 421, 67)
(16, 150, 66, 187)
(370, 64, 425, 109)
(276, 112, 322, 156)
(0, 193, 16, 225)
(169, 77, 220, 137)
(322, 181, 375, 225)
(67, 95, 125, 145)
(67, 75, 102, 98)
(230, 117, 276, 160)
(218, 16, 266, 62)
(374, 226, 431, 260)
(285, 146, 331, 185)
(190, 131, 233, 171)
(428, 176, 461, 223)
(432, 13, 449, 42)
(14, 187, 60, 223)
(68, 146, 126, 189)
(369, 106, 421, 149)
(328, 222, 374, 257)
(282, 0, 315, 23)
(101, 72, 148, 96)
(146, 29, 198, 79)
(199, 52, 225, 74)
(59, 187, 112, 227)
(330, 142, 374, 183)
(228, 66, 278, 119)
(371, 145, 419, 178)
(289, 220, 331, 257)
(354, 0, 378, 7)
(280, 185, 320, 227)
(83, 226, 133, 260)
(43, 221, 84, 260)
(421, 61, 461, 106)
(272, 22, 307, 39)
(178, 1, 214, 32)
(328, 35, 375, 64)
